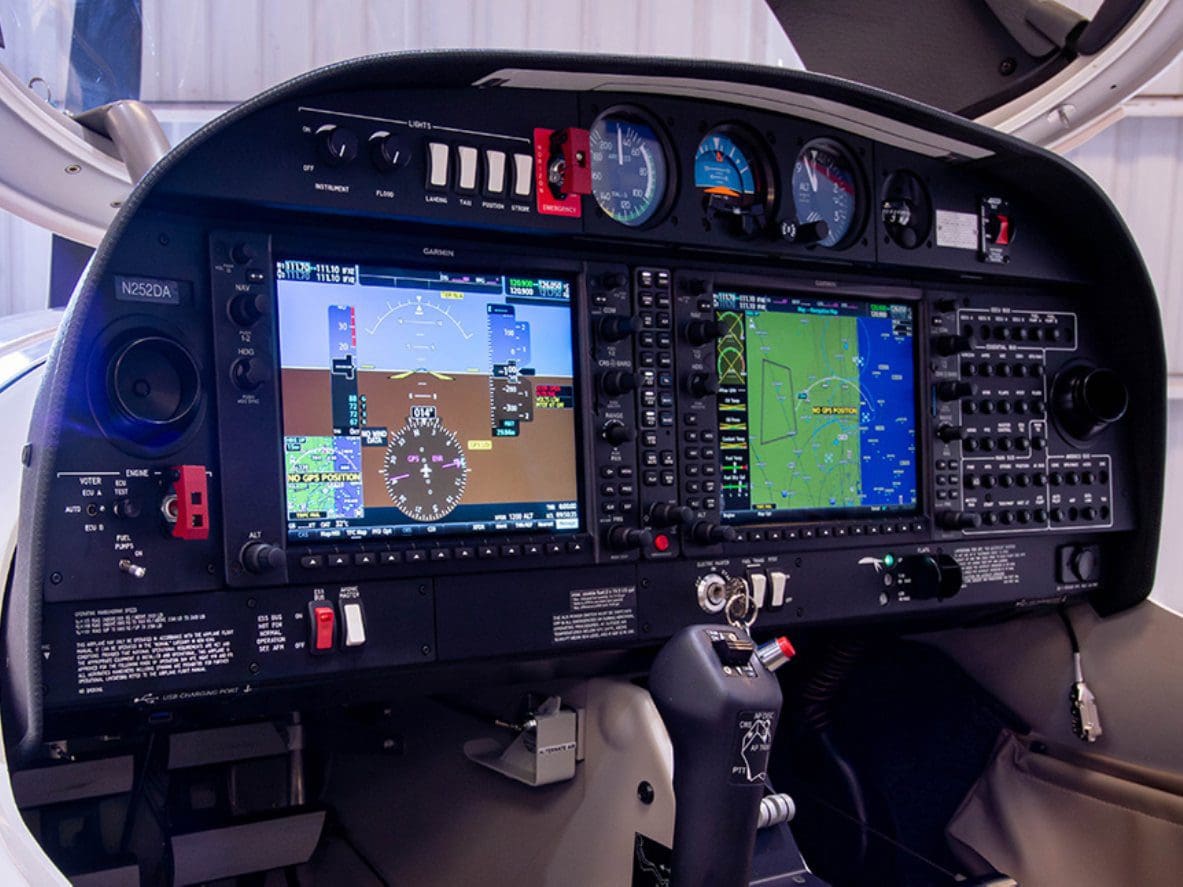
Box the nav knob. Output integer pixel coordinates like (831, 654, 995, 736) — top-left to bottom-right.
(241, 541, 285, 574)
(936, 424, 966, 443)
(600, 420, 635, 447)
(933, 334, 972, 357)
(315, 124, 359, 167)
(597, 314, 641, 342)
(368, 131, 407, 172)
(649, 502, 694, 527)
(686, 373, 718, 398)
(684, 319, 721, 347)
(689, 520, 736, 545)
(599, 370, 638, 397)
(935, 380, 977, 401)
(606, 525, 654, 551)
(228, 291, 268, 326)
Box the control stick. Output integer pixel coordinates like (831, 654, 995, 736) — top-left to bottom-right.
(649, 625, 784, 887)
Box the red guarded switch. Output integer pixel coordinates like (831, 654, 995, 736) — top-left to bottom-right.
(309, 602, 336, 653)
(171, 465, 209, 540)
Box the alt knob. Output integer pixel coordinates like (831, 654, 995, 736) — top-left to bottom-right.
(368, 131, 407, 172)
(316, 124, 358, 167)
(599, 370, 638, 397)
(605, 525, 654, 551)
(241, 541, 285, 574)
(600, 420, 635, 447)
(597, 314, 641, 342)
(686, 373, 718, 398)
(689, 520, 736, 545)
(649, 502, 694, 527)
(684, 319, 721, 347)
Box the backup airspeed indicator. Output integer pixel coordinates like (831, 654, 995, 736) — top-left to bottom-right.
(588, 109, 670, 227)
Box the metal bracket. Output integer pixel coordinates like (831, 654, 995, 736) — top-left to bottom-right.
(463, 695, 579, 786)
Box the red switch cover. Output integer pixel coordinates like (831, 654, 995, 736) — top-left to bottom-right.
(171, 465, 209, 540)
(309, 602, 336, 653)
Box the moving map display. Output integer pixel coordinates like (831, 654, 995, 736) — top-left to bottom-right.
(275, 259, 579, 541)
(714, 289, 917, 523)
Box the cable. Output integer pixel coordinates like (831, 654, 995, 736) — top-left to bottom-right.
(1058, 606, 1080, 654)
(1060, 606, 1103, 742)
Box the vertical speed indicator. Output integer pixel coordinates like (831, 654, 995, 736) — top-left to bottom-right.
(588, 108, 672, 228)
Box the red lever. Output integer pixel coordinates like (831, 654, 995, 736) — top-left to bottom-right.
(171, 465, 209, 541)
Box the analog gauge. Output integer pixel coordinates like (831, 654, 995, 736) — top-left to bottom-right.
(790, 139, 863, 248)
(694, 127, 773, 235)
(588, 109, 671, 227)
(382, 418, 468, 522)
(881, 169, 932, 249)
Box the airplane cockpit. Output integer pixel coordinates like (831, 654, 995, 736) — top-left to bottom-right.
(1, 3, 1181, 885)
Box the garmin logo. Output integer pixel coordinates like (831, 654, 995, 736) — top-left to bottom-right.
(115, 275, 185, 306)
(422, 247, 455, 257)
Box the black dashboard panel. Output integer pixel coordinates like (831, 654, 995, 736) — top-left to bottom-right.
(6, 53, 1165, 748)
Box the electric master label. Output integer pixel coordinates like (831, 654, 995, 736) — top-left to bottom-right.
(731, 709, 776, 784)
(552, 585, 637, 644)
(953, 543, 1026, 586)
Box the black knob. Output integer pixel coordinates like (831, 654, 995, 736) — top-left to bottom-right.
(599, 271, 628, 290)
(113, 498, 141, 519)
(1070, 546, 1100, 582)
(599, 370, 638, 397)
(649, 502, 694, 527)
(1052, 365, 1129, 441)
(933, 334, 972, 357)
(601, 420, 635, 447)
(936, 424, 966, 443)
(231, 242, 255, 265)
(689, 521, 736, 545)
(316, 124, 359, 166)
(896, 553, 963, 600)
(241, 542, 285, 574)
(935, 380, 976, 401)
(686, 373, 718, 398)
(938, 511, 981, 531)
(685, 319, 721, 347)
(605, 525, 654, 550)
(597, 314, 641, 342)
(228, 291, 268, 326)
(779, 218, 829, 244)
(231, 358, 268, 391)
(369, 132, 407, 172)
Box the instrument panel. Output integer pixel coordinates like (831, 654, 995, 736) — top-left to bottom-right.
(5, 53, 1164, 741)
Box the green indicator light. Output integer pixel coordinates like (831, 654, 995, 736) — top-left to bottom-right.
(883, 553, 896, 569)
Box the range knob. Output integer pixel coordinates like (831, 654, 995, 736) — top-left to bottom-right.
(933, 334, 972, 357)
(241, 541, 285, 574)
(689, 520, 737, 545)
(894, 553, 963, 600)
(315, 124, 359, 167)
(1052, 365, 1129, 441)
(936, 424, 966, 443)
(937, 511, 982, 531)
(649, 502, 694, 527)
(600, 420, 635, 447)
(368, 131, 408, 172)
(597, 314, 641, 342)
(605, 525, 654, 551)
(598, 370, 638, 397)
(228, 291, 268, 326)
(684, 319, 721, 347)
(935, 380, 977, 401)
(685, 373, 718, 398)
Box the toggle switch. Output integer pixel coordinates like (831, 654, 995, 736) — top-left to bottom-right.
(342, 601, 367, 648)
(309, 602, 336, 653)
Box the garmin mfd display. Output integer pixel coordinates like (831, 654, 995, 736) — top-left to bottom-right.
(276, 260, 579, 541)
(714, 290, 917, 523)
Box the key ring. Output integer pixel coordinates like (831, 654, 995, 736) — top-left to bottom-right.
(724, 576, 758, 631)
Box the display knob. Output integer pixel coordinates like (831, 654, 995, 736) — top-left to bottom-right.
(933, 334, 972, 357)
(935, 380, 977, 401)
(649, 502, 694, 527)
(894, 553, 963, 600)
(686, 373, 718, 398)
(605, 525, 654, 551)
(600, 420, 635, 447)
(684, 319, 721, 347)
(689, 520, 736, 545)
(779, 218, 829, 245)
(599, 370, 638, 397)
(316, 124, 359, 167)
(241, 541, 285, 574)
(936, 424, 966, 443)
(937, 510, 982, 531)
(228, 291, 268, 326)
(597, 314, 641, 342)
(1052, 365, 1129, 441)
(368, 131, 407, 172)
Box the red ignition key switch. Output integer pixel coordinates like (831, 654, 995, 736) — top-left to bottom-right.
(309, 602, 336, 653)
(171, 465, 209, 540)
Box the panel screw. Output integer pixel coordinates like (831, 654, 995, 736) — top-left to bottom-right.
(50, 572, 62, 585)
(999, 57, 1016, 76)
(421, 644, 432, 656)
(637, 781, 655, 804)
(249, 662, 260, 674)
